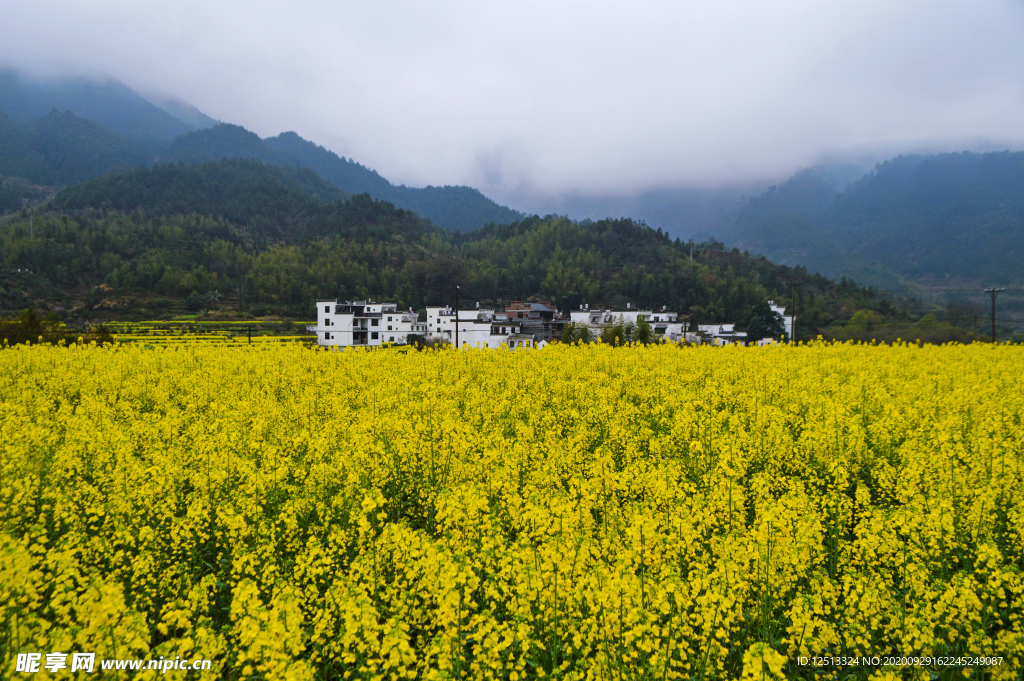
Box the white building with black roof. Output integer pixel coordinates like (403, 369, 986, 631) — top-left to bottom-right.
(312, 300, 426, 347)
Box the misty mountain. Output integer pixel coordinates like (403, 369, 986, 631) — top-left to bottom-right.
(722, 151, 1024, 292)
(4, 168, 894, 336)
(167, 124, 523, 231)
(516, 184, 761, 241)
(150, 97, 220, 131)
(162, 124, 279, 165)
(0, 70, 521, 231)
(53, 158, 348, 228)
(0, 70, 198, 151)
(264, 131, 394, 196)
(0, 109, 145, 186)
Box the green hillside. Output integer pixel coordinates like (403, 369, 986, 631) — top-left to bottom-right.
(162, 124, 280, 165)
(724, 151, 1024, 292)
(0, 70, 521, 231)
(0, 108, 145, 187)
(0, 69, 195, 150)
(167, 124, 522, 231)
(53, 159, 347, 228)
(0, 159, 914, 340)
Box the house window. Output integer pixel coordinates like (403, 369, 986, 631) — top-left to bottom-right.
(371, 332, 378, 340)
(388, 316, 392, 322)
(371, 319, 378, 326)
(389, 336, 394, 342)
(387, 325, 392, 331)
(324, 332, 330, 339)
(324, 306, 329, 313)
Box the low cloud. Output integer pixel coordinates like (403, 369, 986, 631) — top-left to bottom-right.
(2, 0, 1023, 204)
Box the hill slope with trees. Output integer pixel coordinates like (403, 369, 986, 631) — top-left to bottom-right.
(167, 124, 523, 232)
(722, 151, 1024, 292)
(0, 159, 916, 340)
(0, 71, 522, 231)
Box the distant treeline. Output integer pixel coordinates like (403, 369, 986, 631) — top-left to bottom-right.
(0, 160, 914, 341)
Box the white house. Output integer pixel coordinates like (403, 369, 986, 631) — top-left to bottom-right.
(426, 306, 529, 349)
(312, 300, 426, 348)
(569, 304, 689, 342)
(696, 323, 748, 346)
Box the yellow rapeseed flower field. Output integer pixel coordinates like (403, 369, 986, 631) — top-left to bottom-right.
(1, 341, 1022, 680)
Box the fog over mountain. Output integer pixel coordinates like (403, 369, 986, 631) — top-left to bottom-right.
(1, 0, 1023, 215)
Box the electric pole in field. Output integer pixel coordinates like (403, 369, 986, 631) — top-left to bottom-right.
(455, 285, 460, 349)
(985, 288, 1005, 343)
(789, 282, 798, 342)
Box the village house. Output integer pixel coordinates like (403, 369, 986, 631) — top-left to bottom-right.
(312, 298, 793, 348)
(569, 304, 690, 342)
(425, 305, 520, 349)
(313, 299, 535, 349)
(503, 301, 566, 343)
(311, 300, 426, 347)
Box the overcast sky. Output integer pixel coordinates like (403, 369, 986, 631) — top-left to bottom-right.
(2, 1, 1024, 202)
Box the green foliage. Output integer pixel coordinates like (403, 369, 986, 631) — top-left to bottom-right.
(0, 307, 110, 346)
(744, 301, 785, 342)
(600, 315, 636, 346)
(172, 125, 523, 232)
(184, 290, 206, 312)
(634, 315, 654, 345)
(560, 323, 593, 345)
(53, 159, 346, 226)
(0, 109, 145, 188)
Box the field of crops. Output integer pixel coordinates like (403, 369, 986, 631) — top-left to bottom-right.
(104, 320, 316, 347)
(1, 342, 1023, 680)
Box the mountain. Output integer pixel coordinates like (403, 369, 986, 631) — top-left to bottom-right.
(0, 70, 520, 231)
(27, 110, 146, 185)
(166, 122, 524, 228)
(0, 157, 906, 342)
(162, 124, 279, 165)
(265, 132, 523, 230)
(53, 159, 348, 228)
(166, 124, 523, 231)
(0, 108, 47, 181)
(0, 108, 145, 186)
(264, 131, 394, 196)
(150, 97, 219, 131)
(511, 184, 764, 241)
(721, 151, 1024, 296)
(0, 70, 196, 151)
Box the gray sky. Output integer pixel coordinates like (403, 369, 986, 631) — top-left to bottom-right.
(3, 1, 1024, 202)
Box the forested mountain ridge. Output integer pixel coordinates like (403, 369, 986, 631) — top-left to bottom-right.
(0, 108, 147, 187)
(0, 159, 902, 339)
(167, 124, 524, 232)
(52, 159, 348, 228)
(722, 151, 1024, 293)
(0, 69, 201, 151)
(0, 70, 522, 231)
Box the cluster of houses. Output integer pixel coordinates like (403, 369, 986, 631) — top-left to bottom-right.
(311, 299, 794, 349)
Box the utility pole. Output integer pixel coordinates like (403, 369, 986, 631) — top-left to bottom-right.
(455, 285, 460, 349)
(985, 288, 1005, 343)
(790, 283, 798, 342)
